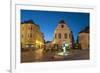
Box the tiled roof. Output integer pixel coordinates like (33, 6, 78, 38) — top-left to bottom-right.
(21, 20, 35, 24)
(79, 26, 89, 33)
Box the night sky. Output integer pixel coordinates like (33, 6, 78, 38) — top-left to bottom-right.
(21, 10, 89, 42)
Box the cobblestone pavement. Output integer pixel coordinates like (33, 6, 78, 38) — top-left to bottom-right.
(21, 49, 89, 63)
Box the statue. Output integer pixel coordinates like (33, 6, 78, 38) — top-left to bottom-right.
(62, 41, 69, 56)
(57, 41, 69, 56)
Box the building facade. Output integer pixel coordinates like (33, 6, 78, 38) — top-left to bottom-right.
(21, 20, 44, 49)
(52, 20, 73, 48)
(78, 26, 89, 49)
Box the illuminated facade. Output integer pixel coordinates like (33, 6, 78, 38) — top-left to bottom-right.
(78, 26, 89, 49)
(53, 20, 73, 47)
(21, 20, 44, 49)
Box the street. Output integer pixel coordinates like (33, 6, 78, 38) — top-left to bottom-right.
(21, 49, 89, 63)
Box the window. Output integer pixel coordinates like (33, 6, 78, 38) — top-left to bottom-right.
(29, 26, 32, 30)
(30, 26, 32, 30)
(58, 33, 61, 39)
(30, 33, 32, 38)
(21, 34, 23, 38)
(28, 33, 32, 38)
(21, 27, 24, 31)
(61, 25, 64, 28)
(64, 33, 67, 39)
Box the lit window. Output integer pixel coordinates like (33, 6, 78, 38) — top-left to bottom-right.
(26, 45, 29, 48)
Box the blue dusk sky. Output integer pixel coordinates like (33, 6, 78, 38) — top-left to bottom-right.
(21, 10, 89, 42)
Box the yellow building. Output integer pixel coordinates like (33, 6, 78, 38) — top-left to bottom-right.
(53, 20, 73, 47)
(21, 20, 44, 49)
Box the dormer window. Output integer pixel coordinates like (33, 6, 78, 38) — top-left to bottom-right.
(61, 24, 64, 28)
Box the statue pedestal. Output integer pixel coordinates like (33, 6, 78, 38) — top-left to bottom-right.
(57, 51, 69, 56)
(56, 43, 70, 56)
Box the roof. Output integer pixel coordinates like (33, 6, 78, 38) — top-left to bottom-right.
(59, 19, 66, 24)
(79, 26, 89, 33)
(21, 20, 40, 28)
(56, 19, 71, 31)
(21, 20, 35, 24)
